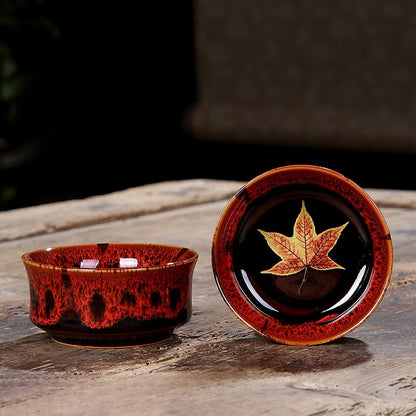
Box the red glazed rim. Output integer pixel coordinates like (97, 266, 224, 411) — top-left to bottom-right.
(22, 243, 198, 273)
(212, 165, 393, 345)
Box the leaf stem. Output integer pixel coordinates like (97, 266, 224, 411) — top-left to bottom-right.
(298, 267, 308, 294)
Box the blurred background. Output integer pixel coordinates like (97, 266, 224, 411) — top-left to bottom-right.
(1, 0, 416, 211)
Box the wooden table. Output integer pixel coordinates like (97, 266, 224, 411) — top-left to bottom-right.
(1, 178, 416, 415)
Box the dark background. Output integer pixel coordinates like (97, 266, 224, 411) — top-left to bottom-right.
(1, 1, 414, 211)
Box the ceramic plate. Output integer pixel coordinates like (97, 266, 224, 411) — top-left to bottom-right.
(212, 165, 393, 345)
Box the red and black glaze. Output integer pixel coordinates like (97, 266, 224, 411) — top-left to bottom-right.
(212, 165, 393, 345)
(22, 243, 198, 347)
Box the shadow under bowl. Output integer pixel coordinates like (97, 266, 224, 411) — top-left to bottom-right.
(22, 243, 198, 347)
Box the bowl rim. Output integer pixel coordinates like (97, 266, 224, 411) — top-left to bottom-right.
(22, 242, 199, 273)
(212, 164, 393, 345)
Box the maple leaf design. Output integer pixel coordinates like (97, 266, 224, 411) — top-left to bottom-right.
(258, 201, 348, 293)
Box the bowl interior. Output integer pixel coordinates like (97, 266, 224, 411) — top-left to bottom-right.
(23, 243, 197, 270)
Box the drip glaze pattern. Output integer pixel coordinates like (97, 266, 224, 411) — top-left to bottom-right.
(22, 243, 198, 346)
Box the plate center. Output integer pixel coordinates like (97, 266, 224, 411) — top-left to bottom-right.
(233, 186, 373, 323)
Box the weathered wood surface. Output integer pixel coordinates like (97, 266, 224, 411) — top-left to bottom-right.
(1, 179, 416, 415)
(0, 179, 242, 242)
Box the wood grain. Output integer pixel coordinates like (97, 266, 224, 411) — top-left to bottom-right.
(0, 179, 242, 242)
(1, 181, 416, 415)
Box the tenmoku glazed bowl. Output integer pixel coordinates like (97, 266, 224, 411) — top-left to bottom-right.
(22, 243, 198, 346)
(212, 165, 393, 345)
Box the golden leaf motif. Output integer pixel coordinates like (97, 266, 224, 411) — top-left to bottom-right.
(258, 201, 348, 292)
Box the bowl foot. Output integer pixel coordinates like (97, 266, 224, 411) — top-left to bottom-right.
(51, 329, 174, 348)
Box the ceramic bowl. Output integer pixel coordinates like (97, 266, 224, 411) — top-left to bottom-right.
(22, 243, 198, 347)
(212, 165, 393, 345)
